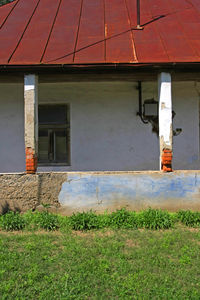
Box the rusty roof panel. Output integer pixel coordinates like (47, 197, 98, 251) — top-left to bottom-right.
(0, 0, 17, 28)
(10, 0, 61, 64)
(0, 0, 200, 65)
(132, 0, 169, 62)
(105, 0, 135, 62)
(43, 0, 82, 64)
(149, 0, 200, 61)
(74, 0, 105, 63)
(0, 0, 39, 64)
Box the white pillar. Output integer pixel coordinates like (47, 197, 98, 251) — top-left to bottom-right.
(158, 72, 173, 172)
(24, 74, 38, 174)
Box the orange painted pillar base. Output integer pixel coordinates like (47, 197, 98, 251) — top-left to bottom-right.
(26, 147, 37, 174)
(161, 149, 173, 172)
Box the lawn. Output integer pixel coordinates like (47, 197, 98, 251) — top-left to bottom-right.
(0, 227, 200, 299)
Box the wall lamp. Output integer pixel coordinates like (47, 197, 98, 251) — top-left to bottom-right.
(137, 81, 182, 136)
(136, 81, 158, 125)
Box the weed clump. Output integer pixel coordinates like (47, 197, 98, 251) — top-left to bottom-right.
(68, 209, 138, 230)
(0, 211, 25, 231)
(107, 208, 138, 229)
(137, 208, 174, 230)
(23, 210, 60, 231)
(69, 211, 100, 231)
(1, 208, 200, 232)
(34, 211, 60, 231)
(177, 210, 200, 227)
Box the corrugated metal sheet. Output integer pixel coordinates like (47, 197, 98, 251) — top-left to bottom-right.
(0, 0, 200, 65)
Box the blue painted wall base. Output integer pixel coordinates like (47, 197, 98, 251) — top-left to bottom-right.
(58, 171, 200, 213)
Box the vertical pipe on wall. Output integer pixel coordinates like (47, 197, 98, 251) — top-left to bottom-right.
(24, 74, 38, 174)
(158, 72, 173, 172)
(137, 0, 141, 28)
(136, 0, 143, 29)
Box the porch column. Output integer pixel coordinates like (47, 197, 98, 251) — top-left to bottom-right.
(24, 74, 38, 174)
(158, 72, 173, 172)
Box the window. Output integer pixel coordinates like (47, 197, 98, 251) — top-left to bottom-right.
(38, 105, 70, 165)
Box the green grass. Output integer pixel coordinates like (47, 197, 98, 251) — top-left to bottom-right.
(0, 227, 200, 299)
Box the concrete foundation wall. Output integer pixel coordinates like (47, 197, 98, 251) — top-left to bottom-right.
(0, 80, 199, 172)
(59, 171, 200, 213)
(0, 171, 200, 214)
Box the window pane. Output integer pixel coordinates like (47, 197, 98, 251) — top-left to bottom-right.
(39, 105, 68, 125)
(38, 105, 70, 165)
(38, 130, 49, 162)
(55, 130, 68, 162)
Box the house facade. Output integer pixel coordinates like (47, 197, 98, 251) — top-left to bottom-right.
(0, 0, 200, 213)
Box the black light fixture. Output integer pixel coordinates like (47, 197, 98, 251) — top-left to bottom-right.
(137, 81, 182, 136)
(143, 98, 158, 120)
(137, 81, 158, 125)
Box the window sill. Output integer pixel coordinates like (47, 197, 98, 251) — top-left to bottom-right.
(38, 163, 70, 167)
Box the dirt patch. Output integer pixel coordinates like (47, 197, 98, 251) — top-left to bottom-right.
(191, 239, 200, 245)
(0, 229, 63, 236)
(125, 239, 139, 248)
(72, 230, 114, 238)
(184, 227, 200, 232)
(97, 230, 114, 237)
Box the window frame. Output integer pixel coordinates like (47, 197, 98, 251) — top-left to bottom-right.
(38, 104, 71, 166)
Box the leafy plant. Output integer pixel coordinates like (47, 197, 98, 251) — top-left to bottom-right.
(33, 211, 59, 231)
(58, 215, 71, 232)
(96, 211, 110, 229)
(0, 211, 25, 231)
(177, 210, 200, 227)
(138, 208, 174, 229)
(108, 208, 138, 229)
(23, 210, 40, 231)
(69, 211, 100, 231)
(2, 209, 200, 232)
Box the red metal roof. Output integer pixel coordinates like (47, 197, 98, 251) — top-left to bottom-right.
(0, 0, 200, 65)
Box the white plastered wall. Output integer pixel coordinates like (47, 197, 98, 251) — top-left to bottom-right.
(173, 81, 199, 169)
(0, 83, 25, 172)
(0, 79, 199, 172)
(38, 81, 159, 171)
(143, 81, 200, 170)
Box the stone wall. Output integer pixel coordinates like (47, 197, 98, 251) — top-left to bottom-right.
(0, 173, 67, 213)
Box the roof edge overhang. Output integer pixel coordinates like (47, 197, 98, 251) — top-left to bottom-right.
(0, 62, 200, 73)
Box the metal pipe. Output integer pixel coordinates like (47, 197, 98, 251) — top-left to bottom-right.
(137, 81, 148, 124)
(136, 0, 143, 29)
(138, 81, 142, 116)
(137, 0, 140, 28)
